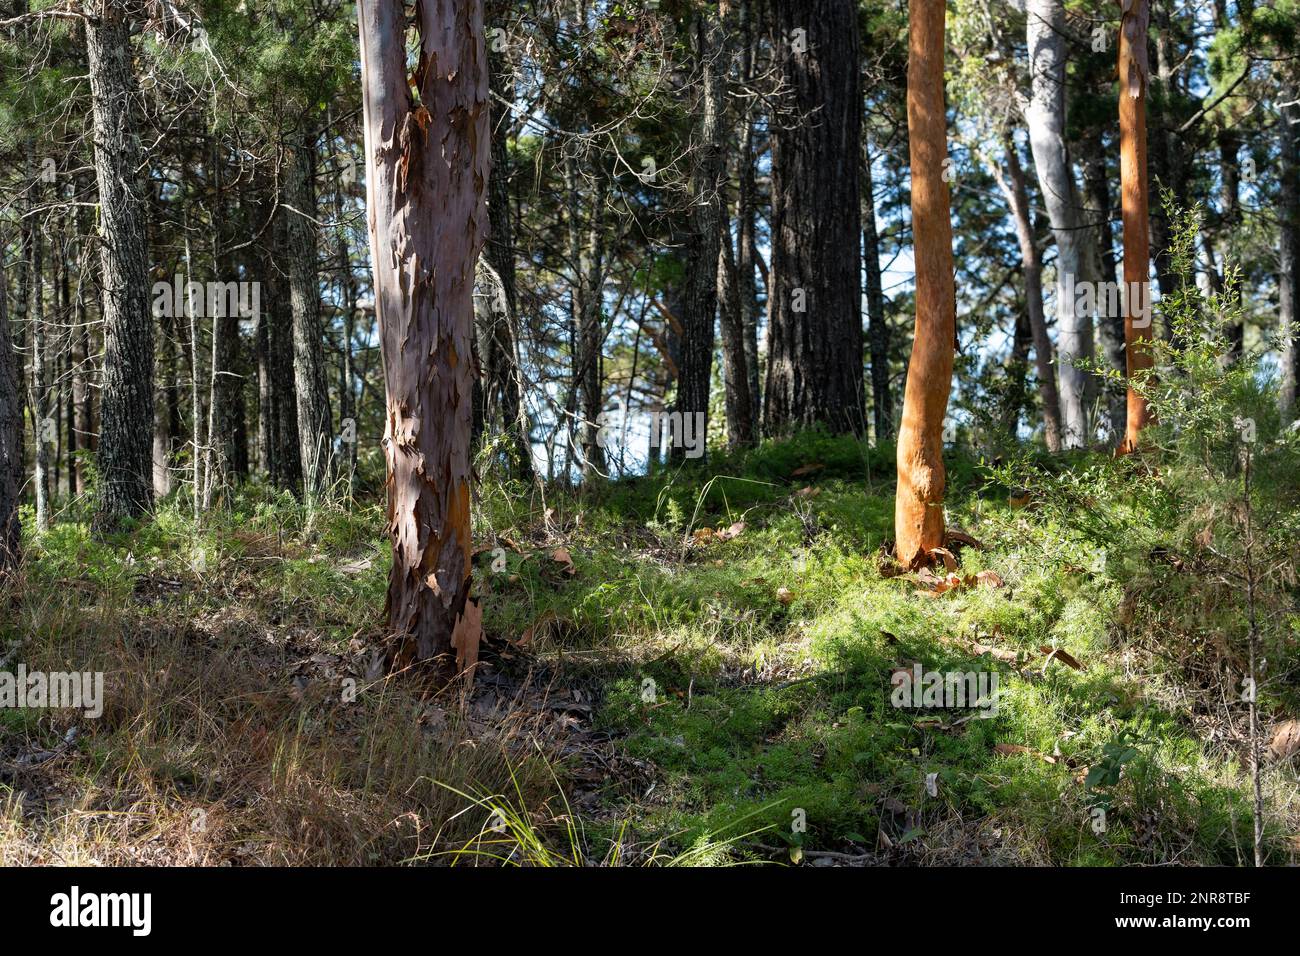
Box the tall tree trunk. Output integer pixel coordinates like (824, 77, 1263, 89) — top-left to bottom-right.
(676, 6, 729, 459)
(1217, 130, 1243, 359)
(357, 0, 489, 672)
(764, 0, 864, 437)
(1279, 95, 1300, 421)
(994, 137, 1063, 452)
(483, 19, 534, 481)
(895, 0, 956, 568)
(1118, 0, 1154, 453)
(0, 234, 22, 571)
(71, 177, 95, 495)
(88, 0, 155, 532)
(1024, 0, 1097, 448)
(29, 178, 50, 532)
(863, 135, 893, 442)
(1081, 129, 1127, 438)
(285, 138, 334, 503)
(718, 198, 756, 449)
(736, 0, 762, 426)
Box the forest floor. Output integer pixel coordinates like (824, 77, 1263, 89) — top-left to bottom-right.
(1, 432, 1297, 866)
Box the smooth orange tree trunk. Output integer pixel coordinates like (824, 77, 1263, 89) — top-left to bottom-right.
(357, 0, 488, 673)
(1119, 0, 1154, 453)
(895, 0, 956, 568)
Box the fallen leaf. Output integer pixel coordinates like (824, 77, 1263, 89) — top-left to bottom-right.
(550, 547, 577, 576)
(1268, 720, 1300, 761)
(515, 610, 558, 647)
(973, 570, 1004, 588)
(945, 529, 986, 550)
(1039, 645, 1083, 670)
(930, 547, 958, 571)
(794, 485, 820, 499)
(776, 587, 795, 605)
(790, 462, 824, 478)
(715, 521, 746, 541)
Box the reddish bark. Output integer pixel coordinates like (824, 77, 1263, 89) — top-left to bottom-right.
(357, 0, 488, 673)
(894, 0, 956, 568)
(1118, 0, 1154, 453)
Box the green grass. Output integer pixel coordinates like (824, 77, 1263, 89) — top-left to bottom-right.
(1, 431, 1296, 865)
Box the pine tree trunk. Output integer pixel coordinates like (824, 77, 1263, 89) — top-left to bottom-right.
(483, 16, 534, 481)
(764, 0, 864, 437)
(0, 235, 22, 571)
(863, 136, 893, 443)
(357, 0, 489, 672)
(285, 138, 334, 502)
(895, 0, 956, 568)
(676, 7, 728, 459)
(1279, 95, 1299, 421)
(995, 138, 1063, 452)
(87, 0, 155, 532)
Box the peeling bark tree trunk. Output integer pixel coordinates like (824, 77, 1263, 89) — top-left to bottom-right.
(0, 241, 22, 571)
(88, 0, 154, 533)
(357, 0, 488, 673)
(895, 0, 956, 568)
(1024, 0, 1097, 448)
(285, 139, 334, 502)
(994, 137, 1063, 452)
(1118, 0, 1154, 453)
(764, 0, 864, 437)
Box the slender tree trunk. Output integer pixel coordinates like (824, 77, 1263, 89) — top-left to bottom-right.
(483, 21, 534, 480)
(677, 6, 728, 459)
(285, 137, 334, 503)
(29, 179, 50, 532)
(863, 135, 893, 443)
(895, 0, 956, 568)
(1081, 129, 1127, 438)
(0, 234, 23, 571)
(764, 0, 864, 437)
(718, 202, 755, 449)
(1024, 0, 1097, 448)
(357, 0, 489, 672)
(1118, 0, 1154, 453)
(1279, 95, 1300, 421)
(737, 0, 762, 426)
(994, 137, 1063, 452)
(88, 0, 155, 532)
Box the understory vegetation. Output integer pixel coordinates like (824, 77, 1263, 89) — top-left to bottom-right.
(3, 417, 1297, 865)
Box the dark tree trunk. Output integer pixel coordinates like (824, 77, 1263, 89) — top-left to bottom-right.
(863, 136, 893, 443)
(1081, 130, 1127, 439)
(1280, 96, 1300, 421)
(736, 0, 762, 427)
(88, 0, 155, 533)
(357, 0, 489, 672)
(483, 19, 534, 480)
(0, 236, 22, 571)
(994, 138, 1063, 452)
(764, 0, 864, 437)
(676, 7, 729, 460)
(285, 138, 334, 501)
